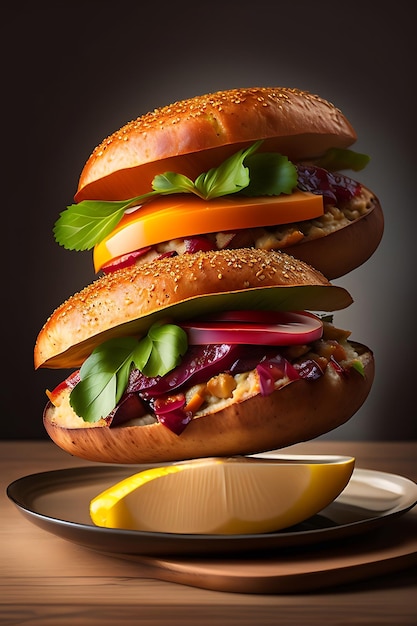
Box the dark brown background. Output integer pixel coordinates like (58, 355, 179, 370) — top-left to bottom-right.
(2, 1, 414, 439)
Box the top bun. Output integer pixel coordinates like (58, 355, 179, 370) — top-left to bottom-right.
(76, 87, 357, 202)
(34, 248, 352, 370)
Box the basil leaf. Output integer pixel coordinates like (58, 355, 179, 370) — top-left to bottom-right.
(194, 141, 262, 199)
(69, 372, 117, 423)
(242, 153, 298, 196)
(313, 147, 370, 172)
(133, 323, 188, 377)
(70, 337, 138, 422)
(152, 172, 196, 195)
(69, 325, 188, 422)
(53, 194, 155, 251)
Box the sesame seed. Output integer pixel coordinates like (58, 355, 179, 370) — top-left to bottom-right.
(88, 85, 341, 162)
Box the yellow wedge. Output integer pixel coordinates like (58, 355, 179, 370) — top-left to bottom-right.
(90, 455, 354, 535)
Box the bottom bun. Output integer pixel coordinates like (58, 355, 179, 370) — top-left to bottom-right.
(284, 196, 384, 280)
(43, 343, 374, 464)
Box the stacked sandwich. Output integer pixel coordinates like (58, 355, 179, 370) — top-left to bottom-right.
(35, 86, 383, 464)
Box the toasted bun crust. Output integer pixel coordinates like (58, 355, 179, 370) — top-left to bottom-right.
(284, 194, 384, 279)
(76, 87, 357, 202)
(43, 343, 374, 464)
(34, 249, 352, 370)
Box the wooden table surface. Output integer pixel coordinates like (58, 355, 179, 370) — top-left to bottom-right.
(1, 440, 416, 625)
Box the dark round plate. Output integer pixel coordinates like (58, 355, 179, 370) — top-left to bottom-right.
(7, 463, 417, 557)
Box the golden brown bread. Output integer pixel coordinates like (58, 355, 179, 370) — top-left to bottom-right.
(284, 193, 384, 279)
(37, 87, 377, 465)
(43, 342, 374, 464)
(34, 249, 353, 370)
(76, 87, 357, 202)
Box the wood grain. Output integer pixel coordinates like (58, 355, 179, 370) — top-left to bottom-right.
(1, 440, 417, 625)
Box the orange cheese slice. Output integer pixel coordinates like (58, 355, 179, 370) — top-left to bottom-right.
(93, 190, 323, 272)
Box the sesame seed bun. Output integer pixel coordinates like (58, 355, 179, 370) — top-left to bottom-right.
(34, 248, 352, 370)
(70, 86, 382, 282)
(36, 247, 373, 465)
(76, 87, 357, 202)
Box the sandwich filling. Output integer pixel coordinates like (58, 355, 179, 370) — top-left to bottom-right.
(47, 320, 365, 436)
